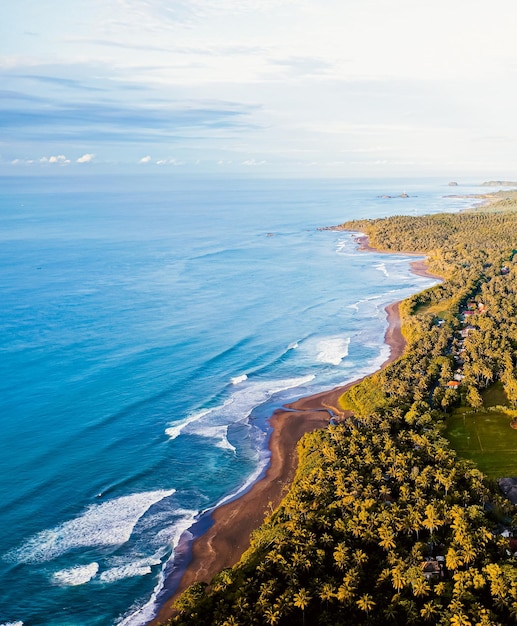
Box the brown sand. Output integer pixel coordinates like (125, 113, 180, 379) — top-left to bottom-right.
(148, 239, 441, 626)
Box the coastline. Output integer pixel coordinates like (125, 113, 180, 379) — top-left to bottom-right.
(148, 239, 440, 626)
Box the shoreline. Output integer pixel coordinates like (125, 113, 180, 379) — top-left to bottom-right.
(148, 239, 440, 626)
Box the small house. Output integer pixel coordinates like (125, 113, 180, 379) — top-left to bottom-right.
(421, 559, 443, 579)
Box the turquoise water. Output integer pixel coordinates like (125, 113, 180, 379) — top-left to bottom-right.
(0, 176, 479, 625)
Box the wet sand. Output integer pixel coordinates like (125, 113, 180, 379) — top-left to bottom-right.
(148, 239, 440, 626)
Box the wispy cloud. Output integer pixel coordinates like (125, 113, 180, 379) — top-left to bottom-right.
(242, 159, 266, 166)
(4, 0, 517, 175)
(15, 74, 107, 92)
(0, 90, 256, 145)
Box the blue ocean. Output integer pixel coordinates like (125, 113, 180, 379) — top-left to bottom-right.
(0, 176, 480, 625)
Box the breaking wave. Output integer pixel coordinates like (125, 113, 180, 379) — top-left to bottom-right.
(6, 490, 175, 564)
(316, 336, 351, 365)
(52, 563, 99, 586)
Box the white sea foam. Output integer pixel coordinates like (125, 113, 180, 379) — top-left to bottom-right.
(150, 509, 198, 553)
(8, 490, 175, 564)
(287, 341, 299, 350)
(231, 374, 247, 385)
(316, 337, 350, 365)
(165, 408, 214, 440)
(167, 375, 315, 443)
(374, 262, 389, 277)
(52, 562, 99, 586)
(337, 344, 390, 387)
(99, 557, 160, 583)
(116, 510, 198, 626)
(194, 424, 237, 453)
(348, 294, 383, 313)
(0, 622, 24, 626)
(335, 234, 358, 256)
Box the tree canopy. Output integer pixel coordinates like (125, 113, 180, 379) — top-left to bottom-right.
(168, 200, 517, 626)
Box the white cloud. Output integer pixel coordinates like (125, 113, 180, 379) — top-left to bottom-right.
(11, 158, 36, 164)
(77, 153, 94, 163)
(40, 155, 70, 164)
(156, 158, 184, 165)
(5, 0, 517, 176)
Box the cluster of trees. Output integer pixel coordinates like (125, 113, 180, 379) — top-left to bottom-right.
(340, 208, 517, 415)
(168, 201, 517, 625)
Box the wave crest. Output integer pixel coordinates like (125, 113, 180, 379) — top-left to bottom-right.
(6, 490, 175, 564)
(100, 557, 160, 583)
(52, 563, 99, 586)
(316, 337, 350, 365)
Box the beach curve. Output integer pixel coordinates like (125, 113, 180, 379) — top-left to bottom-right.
(147, 237, 441, 626)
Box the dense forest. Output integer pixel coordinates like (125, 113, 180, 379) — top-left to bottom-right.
(166, 198, 517, 625)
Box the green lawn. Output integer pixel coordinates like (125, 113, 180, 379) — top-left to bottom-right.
(445, 409, 517, 478)
(481, 381, 508, 407)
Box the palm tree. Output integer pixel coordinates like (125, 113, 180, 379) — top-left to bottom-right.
(435, 468, 455, 497)
(264, 608, 280, 625)
(450, 613, 473, 626)
(353, 548, 368, 567)
(411, 575, 430, 598)
(319, 582, 336, 609)
(337, 570, 358, 604)
(356, 593, 375, 617)
(391, 565, 406, 591)
(422, 503, 442, 537)
(293, 588, 311, 626)
(446, 547, 462, 571)
(333, 543, 349, 570)
(420, 601, 439, 621)
(379, 525, 396, 551)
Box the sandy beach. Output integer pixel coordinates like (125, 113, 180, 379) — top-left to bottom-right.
(148, 241, 440, 626)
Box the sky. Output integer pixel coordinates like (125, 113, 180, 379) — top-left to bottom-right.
(2, 0, 517, 177)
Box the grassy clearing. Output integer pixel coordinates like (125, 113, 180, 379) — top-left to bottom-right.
(482, 381, 508, 407)
(412, 296, 457, 318)
(445, 409, 517, 478)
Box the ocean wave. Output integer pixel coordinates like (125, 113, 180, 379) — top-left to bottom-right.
(194, 424, 237, 453)
(374, 262, 389, 277)
(335, 234, 358, 256)
(52, 562, 99, 586)
(99, 557, 159, 583)
(338, 344, 390, 386)
(316, 336, 351, 365)
(347, 293, 383, 312)
(164, 409, 211, 440)
(230, 374, 247, 385)
(6, 490, 175, 564)
(116, 510, 198, 626)
(165, 401, 233, 440)
(166, 375, 315, 442)
(287, 341, 299, 350)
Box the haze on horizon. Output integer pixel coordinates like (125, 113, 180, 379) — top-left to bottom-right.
(2, 0, 517, 178)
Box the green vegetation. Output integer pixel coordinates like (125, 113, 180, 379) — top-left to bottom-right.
(168, 205, 517, 626)
(446, 409, 517, 478)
